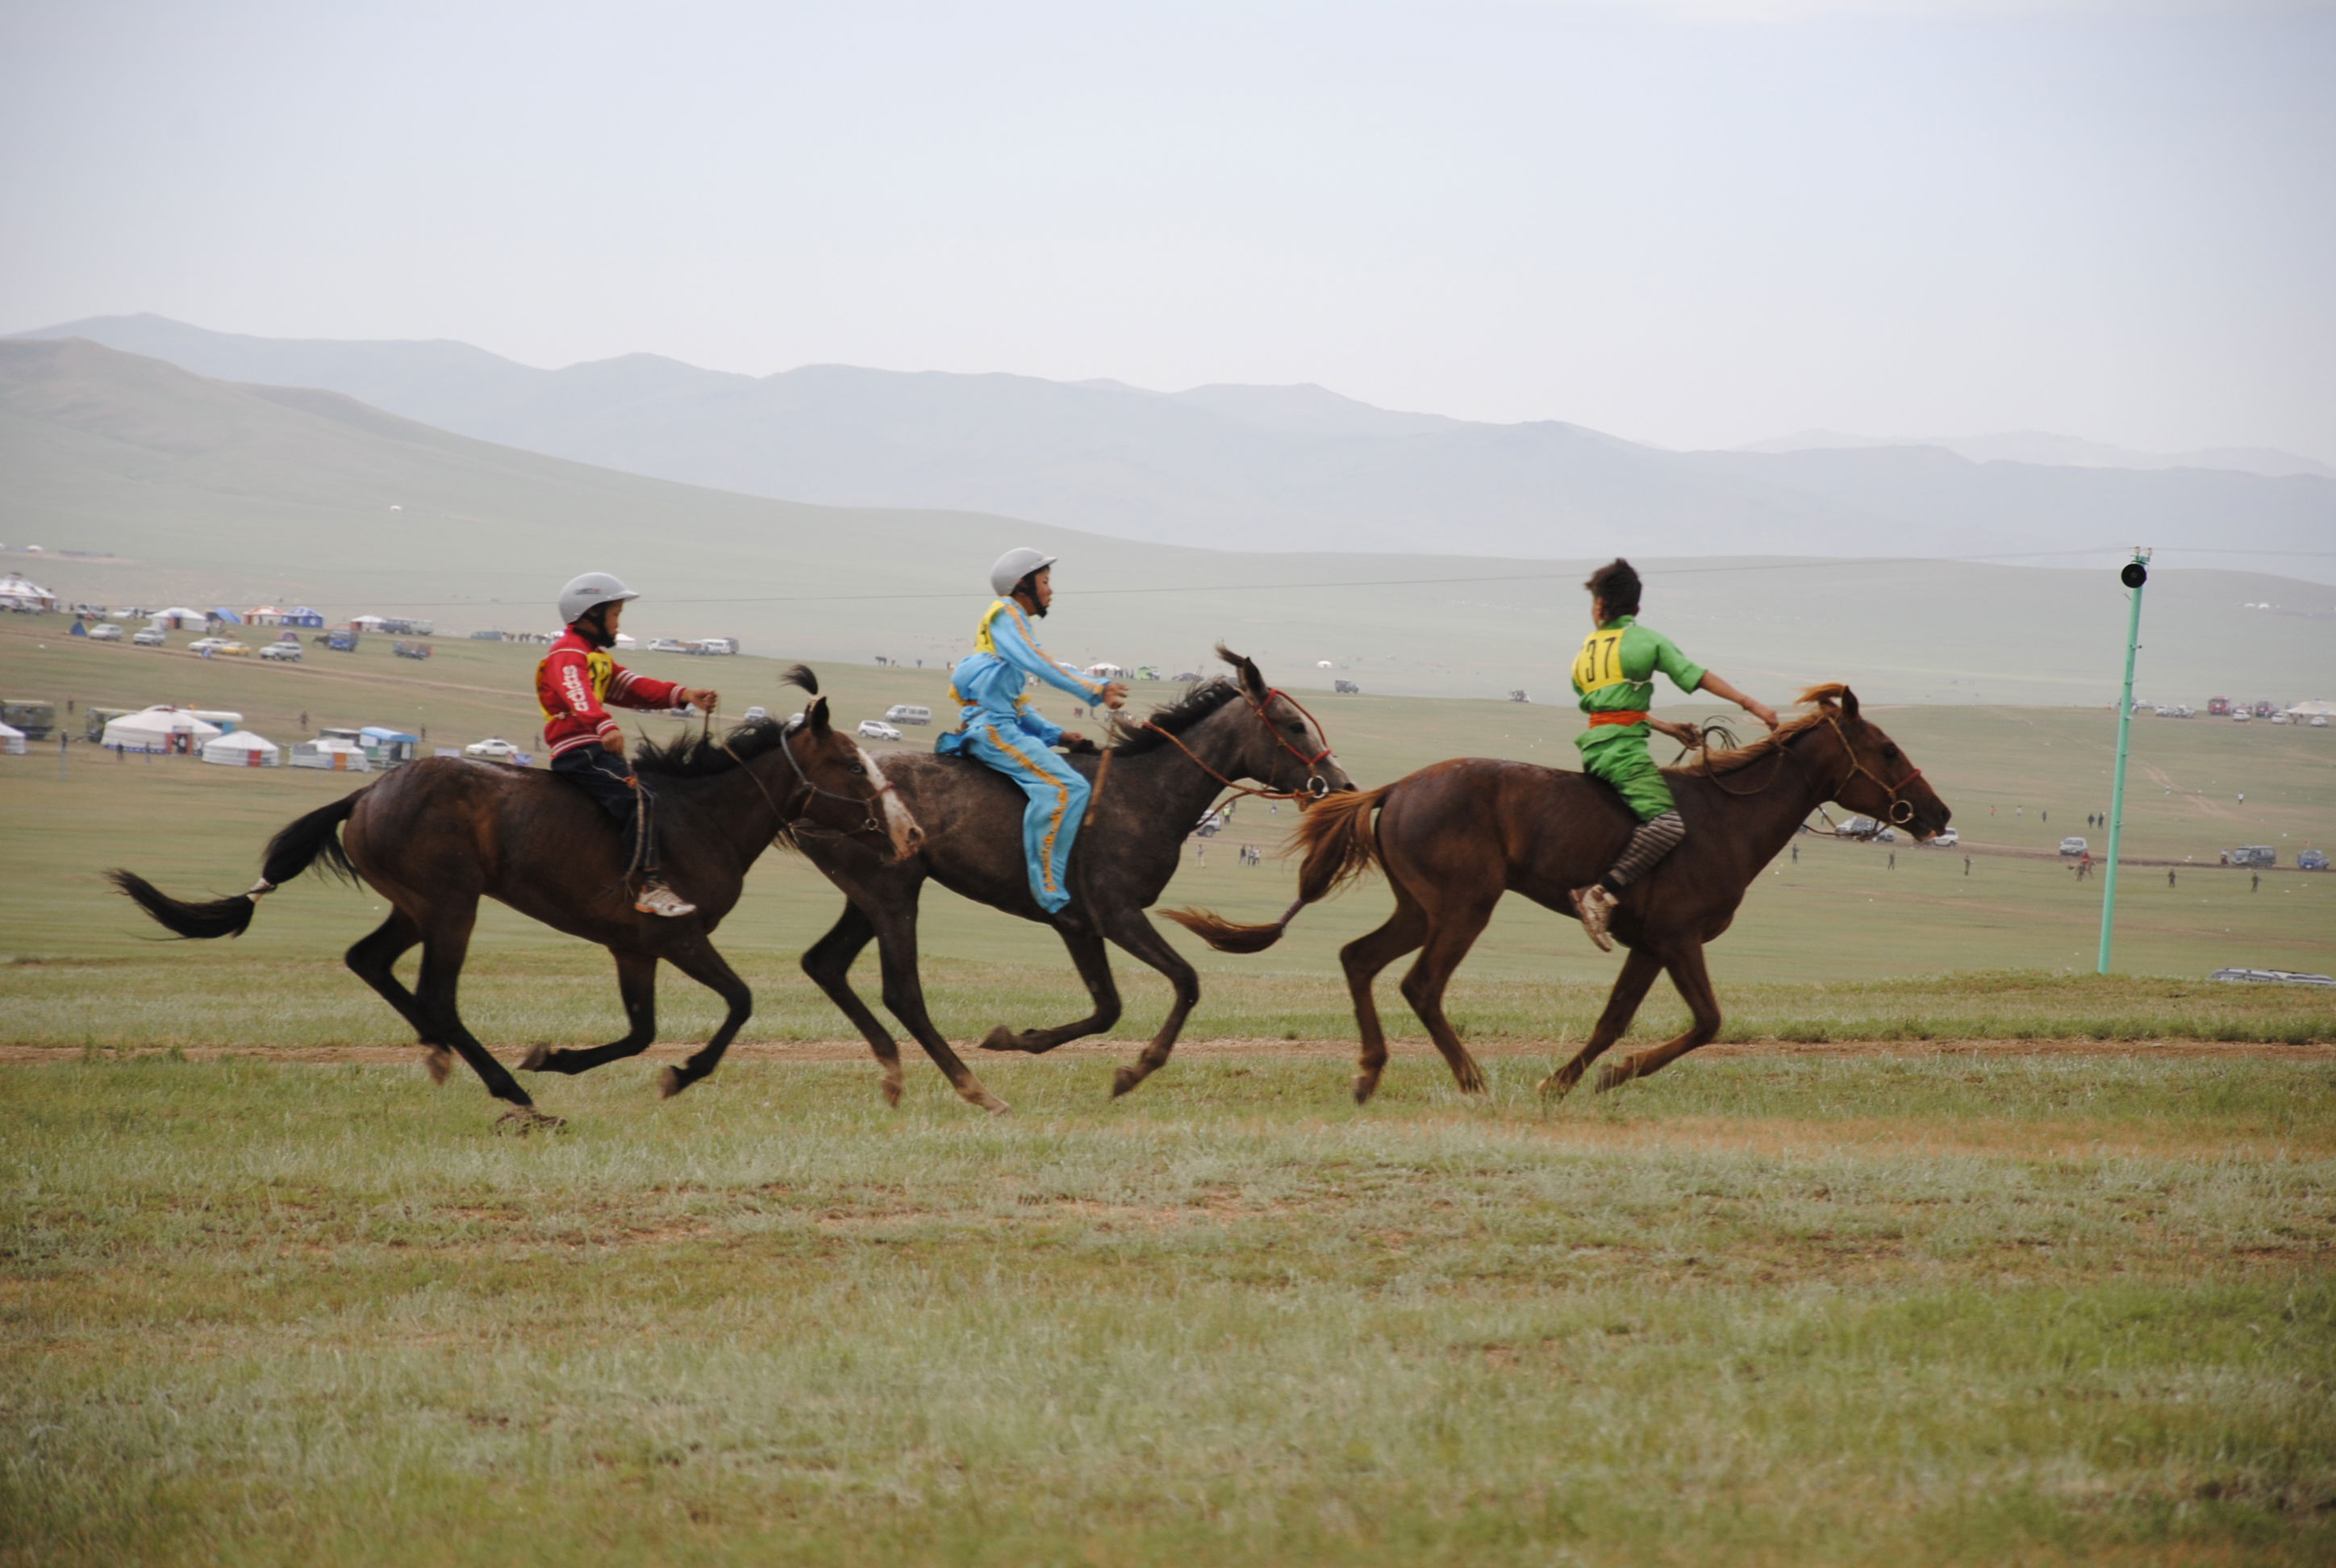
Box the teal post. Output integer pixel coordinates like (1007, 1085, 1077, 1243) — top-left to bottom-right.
(2097, 548, 2150, 974)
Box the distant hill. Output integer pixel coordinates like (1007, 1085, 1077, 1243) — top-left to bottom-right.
(1742, 427, 2336, 482)
(15, 315, 2333, 580)
(3, 336, 2329, 707)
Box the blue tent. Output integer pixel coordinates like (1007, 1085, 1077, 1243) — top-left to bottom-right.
(283, 607, 326, 628)
(210, 607, 243, 624)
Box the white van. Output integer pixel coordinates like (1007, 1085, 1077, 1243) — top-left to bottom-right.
(882, 704, 933, 726)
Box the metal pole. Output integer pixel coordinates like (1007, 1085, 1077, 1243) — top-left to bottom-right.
(2097, 548, 2150, 974)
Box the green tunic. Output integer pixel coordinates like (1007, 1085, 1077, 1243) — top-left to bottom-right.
(1570, 616, 1707, 821)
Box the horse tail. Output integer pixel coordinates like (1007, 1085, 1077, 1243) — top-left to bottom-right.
(110, 789, 365, 940)
(1161, 784, 1392, 953)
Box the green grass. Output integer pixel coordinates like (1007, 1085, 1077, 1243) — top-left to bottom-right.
(5, 1051, 2334, 1566)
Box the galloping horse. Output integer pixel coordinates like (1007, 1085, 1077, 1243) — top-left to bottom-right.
(791, 648, 1351, 1111)
(1166, 685, 1950, 1103)
(111, 673, 919, 1128)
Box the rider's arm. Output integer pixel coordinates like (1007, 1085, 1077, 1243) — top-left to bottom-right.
(1697, 670, 1780, 732)
(991, 610, 1108, 705)
(603, 662, 686, 712)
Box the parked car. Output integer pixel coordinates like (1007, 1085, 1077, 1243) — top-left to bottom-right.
(2228, 845, 2276, 868)
(86, 623, 123, 642)
(463, 737, 521, 761)
(212, 640, 252, 657)
(1927, 827, 1959, 847)
(2209, 967, 2335, 987)
(2297, 849, 2329, 872)
(132, 628, 166, 647)
(2059, 836, 2088, 857)
(647, 638, 685, 653)
(882, 704, 933, 726)
(1839, 815, 1883, 839)
(857, 719, 903, 742)
(259, 641, 302, 661)
(187, 636, 227, 652)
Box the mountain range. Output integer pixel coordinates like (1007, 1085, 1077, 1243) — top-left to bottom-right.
(14, 315, 2333, 579)
(3, 335, 2327, 708)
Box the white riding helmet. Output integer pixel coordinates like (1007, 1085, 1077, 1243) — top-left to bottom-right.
(558, 571, 640, 627)
(989, 547, 1057, 598)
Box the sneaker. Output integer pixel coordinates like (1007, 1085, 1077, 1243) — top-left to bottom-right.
(1570, 885, 1617, 953)
(634, 882, 697, 919)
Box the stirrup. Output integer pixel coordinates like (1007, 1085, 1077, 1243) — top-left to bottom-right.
(634, 883, 697, 918)
(1571, 885, 1616, 953)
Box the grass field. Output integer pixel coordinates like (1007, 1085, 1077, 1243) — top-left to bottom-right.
(6, 617, 2334, 1564)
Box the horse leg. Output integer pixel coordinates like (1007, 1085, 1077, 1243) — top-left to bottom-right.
(1597, 943, 1723, 1092)
(342, 909, 447, 1082)
(979, 919, 1123, 1054)
(1098, 908, 1201, 1099)
(867, 899, 1010, 1114)
(519, 950, 659, 1076)
(412, 901, 556, 1130)
(1541, 947, 1664, 1099)
(1341, 887, 1430, 1105)
(1394, 887, 1499, 1096)
(653, 935, 752, 1099)
(800, 902, 907, 1107)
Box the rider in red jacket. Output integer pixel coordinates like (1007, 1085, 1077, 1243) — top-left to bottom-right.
(540, 573, 718, 918)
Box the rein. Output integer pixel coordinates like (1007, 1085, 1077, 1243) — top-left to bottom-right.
(1127, 686, 1337, 808)
(717, 725, 893, 842)
(1823, 713, 1927, 826)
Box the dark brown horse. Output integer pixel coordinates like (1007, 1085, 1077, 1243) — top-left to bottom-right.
(789, 648, 1354, 1111)
(111, 676, 920, 1128)
(1166, 685, 1950, 1102)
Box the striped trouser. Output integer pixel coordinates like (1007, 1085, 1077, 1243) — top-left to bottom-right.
(963, 724, 1091, 912)
(1605, 810, 1687, 890)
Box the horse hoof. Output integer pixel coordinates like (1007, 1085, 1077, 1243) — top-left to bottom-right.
(1351, 1075, 1380, 1106)
(516, 1045, 550, 1073)
(1537, 1072, 1579, 1102)
(493, 1106, 565, 1135)
(1109, 1066, 1144, 1099)
(422, 1046, 454, 1084)
(978, 1025, 1023, 1053)
(880, 1075, 903, 1107)
(1593, 1061, 1635, 1094)
(657, 1065, 688, 1099)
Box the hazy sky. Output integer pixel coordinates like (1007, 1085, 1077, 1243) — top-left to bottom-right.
(3, 1, 2331, 459)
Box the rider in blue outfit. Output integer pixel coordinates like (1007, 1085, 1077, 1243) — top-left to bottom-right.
(936, 548, 1129, 912)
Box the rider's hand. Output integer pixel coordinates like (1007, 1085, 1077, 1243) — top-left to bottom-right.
(1100, 682, 1129, 711)
(680, 686, 718, 712)
(1654, 719, 1701, 744)
(1746, 700, 1781, 732)
(1060, 733, 1100, 756)
(603, 733, 626, 756)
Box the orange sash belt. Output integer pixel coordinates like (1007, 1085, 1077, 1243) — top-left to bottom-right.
(1587, 710, 1650, 727)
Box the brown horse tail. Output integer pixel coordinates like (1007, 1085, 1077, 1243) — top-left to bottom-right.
(109, 789, 365, 940)
(1161, 784, 1392, 953)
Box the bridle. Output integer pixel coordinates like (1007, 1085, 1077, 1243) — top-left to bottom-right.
(719, 723, 897, 840)
(1823, 712, 1927, 826)
(1128, 685, 1339, 807)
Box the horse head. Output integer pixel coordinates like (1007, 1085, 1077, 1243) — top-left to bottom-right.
(1216, 645, 1355, 802)
(1800, 684, 1951, 840)
(777, 669, 924, 860)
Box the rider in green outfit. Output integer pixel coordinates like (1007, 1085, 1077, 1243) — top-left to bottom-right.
(1568, 558, 1778, 951)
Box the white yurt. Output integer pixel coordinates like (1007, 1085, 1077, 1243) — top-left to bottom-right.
(0, 719, 26, 755)
(102, 707, 224, 753)
(201, 730, 281, 768)
(290, 739, 370, 772)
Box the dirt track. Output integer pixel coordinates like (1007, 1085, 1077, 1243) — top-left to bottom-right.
(3, 1036, 2326, 1066)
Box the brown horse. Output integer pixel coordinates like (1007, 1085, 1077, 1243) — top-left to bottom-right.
(111, 675, 919, 1128)
(786, 648, 1354, 1111)
(1166, 685, 1950, 1102)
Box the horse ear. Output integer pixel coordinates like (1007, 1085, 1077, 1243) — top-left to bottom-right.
(1838, 686, 1861, 724)
(1216, 642, 1266, 699)
(805, 694, 832, 736)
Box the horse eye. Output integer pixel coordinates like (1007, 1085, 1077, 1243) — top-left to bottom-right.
(1883, 745, 1900, 760)
(849, 764, 866, 776)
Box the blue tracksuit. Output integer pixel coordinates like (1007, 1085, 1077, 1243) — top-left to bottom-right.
(936, 598, 1110, 911)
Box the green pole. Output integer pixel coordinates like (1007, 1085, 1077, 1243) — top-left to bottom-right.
(2097, 548, 2150, 974)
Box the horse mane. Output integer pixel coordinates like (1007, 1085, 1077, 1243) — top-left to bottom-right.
(631, 663, 819, 780)
(632, 715, 796, 780)
(1674, 684, 1854, 776)
(1106, 678, 1245, 757)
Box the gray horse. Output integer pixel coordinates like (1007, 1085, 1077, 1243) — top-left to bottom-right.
(797, 648, 1355, 1111)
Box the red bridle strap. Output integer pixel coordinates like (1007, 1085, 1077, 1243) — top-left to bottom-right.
(1130, 686, 1336, 805)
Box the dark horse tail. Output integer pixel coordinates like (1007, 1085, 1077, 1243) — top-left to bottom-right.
(1162, 784, 1392, 953)
(110, 790, 365, 939)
